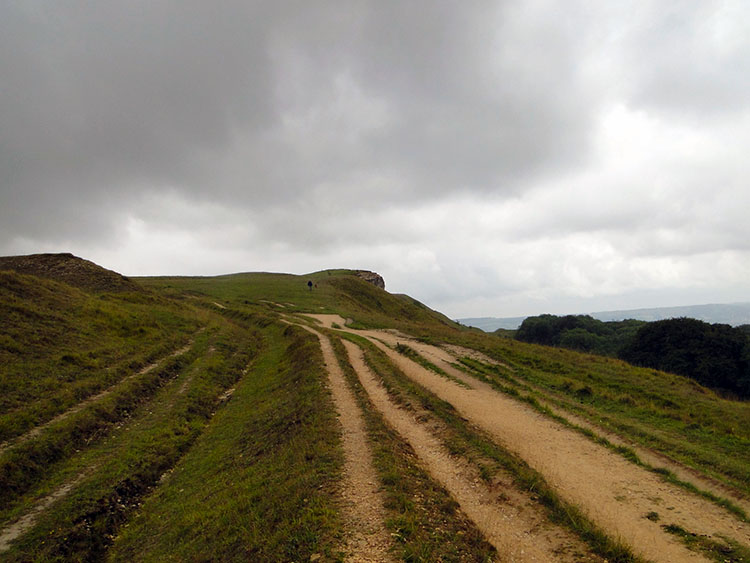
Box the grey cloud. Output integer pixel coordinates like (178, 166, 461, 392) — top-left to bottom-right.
(1, 0, 601, 246)
(1, 1, 274, 240)
(620, 3, 750, 116)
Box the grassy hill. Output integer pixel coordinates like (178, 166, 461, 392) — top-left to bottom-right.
(1, 254, 748, 562)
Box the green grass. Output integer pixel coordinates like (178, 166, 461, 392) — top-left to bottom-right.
(662, 524, 750, 562)
(137, 269, 460, 332)
(108, 323, 344, 562)
(1, 315, 259, 561)
(3, 259, 749, 561)
(0, 271, 202, 442)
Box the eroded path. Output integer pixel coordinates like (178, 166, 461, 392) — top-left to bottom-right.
(302, 326, 394, 562)
(343, 339, 600, 562)
(369, 335, 750, 561)
(410, 337, 750, 515)
(304, 314, 750, 562)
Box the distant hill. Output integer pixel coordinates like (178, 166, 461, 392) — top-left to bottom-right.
(0, 252, 142, 293)
(458, 302, 750, 332)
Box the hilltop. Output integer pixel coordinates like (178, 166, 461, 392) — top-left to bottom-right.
(0, 253, 142, 293)
(1, 254, 749, 562)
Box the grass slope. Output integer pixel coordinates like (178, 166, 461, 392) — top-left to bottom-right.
(2, 258, 748, 561)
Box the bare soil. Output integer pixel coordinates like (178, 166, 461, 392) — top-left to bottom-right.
(351, 326, 750, 563)
(302, 326, 394, 562)
(0, 467, 96, 553)
(343, 339, 602, 562)
(401, 334, 750, 516)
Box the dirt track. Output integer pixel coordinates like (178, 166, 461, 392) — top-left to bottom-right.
(302, 326, 394, 562)
(305, 314, 750, 563)
(342, 339, 601, 562)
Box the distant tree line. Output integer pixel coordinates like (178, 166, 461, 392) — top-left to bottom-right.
(512, 315, 750, 399)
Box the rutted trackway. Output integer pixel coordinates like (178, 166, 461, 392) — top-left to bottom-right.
(341, 339, 600, 562)
(0, 336, 197, 456)
(301, 326, 394, 562)
(308, 315, 750, 563)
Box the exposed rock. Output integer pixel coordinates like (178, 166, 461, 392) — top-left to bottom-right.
(354, 270, 385, 290)
(0, 253, 142, 293)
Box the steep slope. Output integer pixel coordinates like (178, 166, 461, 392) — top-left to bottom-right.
(0, 253, 141, 293)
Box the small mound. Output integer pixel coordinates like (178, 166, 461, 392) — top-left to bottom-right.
(0, 253, 142, 293)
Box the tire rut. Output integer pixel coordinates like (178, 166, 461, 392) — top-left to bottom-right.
(359, 331, 750, 562)
(302, 326, 394, 563)
(0, 339, 196, 456)
(343, 339, 600, 562)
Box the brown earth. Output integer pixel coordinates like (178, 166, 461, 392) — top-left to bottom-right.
(305, 314, 750, 563)
(301, 326, 394, 562)
(343, 339, 603, 562)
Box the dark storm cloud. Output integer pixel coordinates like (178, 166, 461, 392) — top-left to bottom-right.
(1, 1, 274, 240)
(1, 1, 597, 244)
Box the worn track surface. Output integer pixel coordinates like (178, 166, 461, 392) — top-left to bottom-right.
(302, 326, 394, 562)
(306, 314, 750, 563)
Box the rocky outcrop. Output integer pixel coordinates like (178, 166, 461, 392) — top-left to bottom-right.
(354, 270, 385, 290)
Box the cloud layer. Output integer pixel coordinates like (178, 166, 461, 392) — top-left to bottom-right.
(2, 1, 749, 317)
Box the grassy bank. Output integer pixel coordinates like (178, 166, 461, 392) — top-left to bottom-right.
(1, 316, 258, 561)
(108, 323, 344, 562)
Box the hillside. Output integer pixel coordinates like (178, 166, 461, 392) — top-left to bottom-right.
(0, 253, 142, 293)
(1, 255, 749, 562)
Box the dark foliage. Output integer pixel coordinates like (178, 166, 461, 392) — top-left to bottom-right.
(515, 314, 644, 356)
(516, 314, 750, 398)
(620, 318, 750, 398)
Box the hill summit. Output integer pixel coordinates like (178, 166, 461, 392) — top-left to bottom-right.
(0, 252, 141, 293)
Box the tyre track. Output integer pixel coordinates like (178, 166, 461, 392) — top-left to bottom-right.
(342, 339, 600, 562)
(359, 332, 746, 562)
(301, 326, 394, 562)
(0, 337, 197, 456)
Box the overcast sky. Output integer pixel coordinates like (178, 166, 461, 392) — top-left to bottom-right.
(2, 1, 749, 318)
